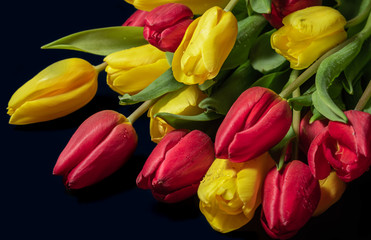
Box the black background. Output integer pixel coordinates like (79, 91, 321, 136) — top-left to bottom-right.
(2, 1, 371, 239)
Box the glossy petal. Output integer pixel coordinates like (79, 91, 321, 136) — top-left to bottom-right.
(261, 160, 321, 239)
(122, 9, 149, 26)
(215, 87, 292, 162)
(7, 58, 97, 125)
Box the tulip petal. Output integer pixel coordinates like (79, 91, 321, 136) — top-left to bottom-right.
(65, 121, 137, 189)
(307, 128, 332, 179)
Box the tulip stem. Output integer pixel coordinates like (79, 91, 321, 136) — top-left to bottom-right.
(94, 62, 108, 73)
(224, 0, 239, 12)
(355, 80, 371, 111)
(345, 1, 371, 28)
(290, 70, 301, 161)
(127, 99, 157, 124)
(279, 36, 358, 99)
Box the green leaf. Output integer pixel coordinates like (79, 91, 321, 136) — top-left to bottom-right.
(249, 0, 272, 14)
(42, 26, 147, 56)
(313, 36, 364, 122)
(250, 30, 288, 74)
(232, 0, 249, 20)
(251, 68, 290, 93)
(344, 37, 371, 93)
(288, 95, 313, 111)
(199, 61, 259, 115)
(119, 69, 185, 105)
(165, 52, 174, 66)
(222, 15, 267, 70)
(154, 111, 223, 139)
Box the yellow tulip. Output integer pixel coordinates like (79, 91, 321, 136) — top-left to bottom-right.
(271, 6, 347, 70)
(147, 85, 206, 143)
(7, 58, 98, 125)
(124, 0, 229, 15)
(172, 6, 238, 85)
(197, 153, 275, 233)
(313, 171, 347, 216)
(104, 44, 170, 95)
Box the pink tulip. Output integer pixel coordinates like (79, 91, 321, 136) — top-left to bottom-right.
(308, 110, 371, 182)
(299, 111, 328, 154)
(263, 0, 322, 28)
(53, 110, 137, 189)
(143, 3, 193, 52)
(122, 10, 149, 27)
(261, 160, 321, 239)
(136, 129, 214, 203)
(214, 87, 292, 162)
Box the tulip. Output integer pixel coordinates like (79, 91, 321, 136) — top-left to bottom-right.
(308, 110, 371, 182)
(122, 9, 149, 26)
(172, 6, 238, 85)
(313, 171, 346, 216)
(104, 44, 170, 95)
(261, 160, 321, 239)
(7, 58, 98, 125)
(53, 110, 137, 189)
(299, 111, 328, 154)
(124, 0, 229, 15)
(215, 86, 292, 162)
(147, 85, 207, 143)
(143, 3, 193, 52)
(263, 0, 322, 29)
(198, 153, 275, 233)
(136, 129, 214, 203)
(271, 6, 347, 69)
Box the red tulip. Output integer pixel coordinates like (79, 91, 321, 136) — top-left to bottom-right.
(143, 3, 193, 52)
(136, 129, 214, 203)
(53, 110, 137, 189)
(308, 110, 371, 182)
(299, 111, 328, 154)
(122, 9, 149, 27)
(261, 160, 321, 239)
(263, 0, 323, 28)
(214, 87, 292, 162)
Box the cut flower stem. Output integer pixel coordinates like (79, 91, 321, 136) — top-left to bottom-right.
(224, 0, 239, 12)
(128, 99, 157, 124)
(355, 80, 371, 111)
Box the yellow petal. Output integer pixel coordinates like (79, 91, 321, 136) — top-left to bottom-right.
(106, 58, 169, 95)
(8, 58, 98, 125)
(313, 171, 347, 216)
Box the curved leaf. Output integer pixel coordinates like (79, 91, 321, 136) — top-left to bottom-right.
(314, 36, 364, 122)
(119, 69, 185, 105)
(42, 26, 147, 56)
(249, 0, 272, 14)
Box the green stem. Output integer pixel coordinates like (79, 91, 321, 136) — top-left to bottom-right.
(355, 80, 371, 111)
(288, 70, 301, 160)
(127, 99, 157, 124)
(358, 10, 371, 41)
(224, 0, 239, 12)
(94, 62, 108, 73)
(345, 1, 371, 28)
(279, 36, 359, 99)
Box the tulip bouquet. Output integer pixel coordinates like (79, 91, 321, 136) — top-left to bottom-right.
(6, 0, 371, 239)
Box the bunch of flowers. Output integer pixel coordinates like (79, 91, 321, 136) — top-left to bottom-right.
(7, 0, 371, 239)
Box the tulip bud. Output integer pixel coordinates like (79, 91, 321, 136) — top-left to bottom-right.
(261, 160, 321, 239)
(104, 44, 170, 95)
(263, 0, 322, 29)
(136, 129, 214, 203)
(299, 111, 328, 154)
(308, 110, 371, 182)
(198, 153, 275, 233)
(7, 58, 98, 125)
(143, 3, 193, 52)
(53, 110, 137, 189)
(271, 6, 347, 69)
(147, 85, 207, 143)
(215, 87, 292, 162)
(122, 9, 149, 26)
(313, 171, 346, 216)
(172, 6, 237, 85)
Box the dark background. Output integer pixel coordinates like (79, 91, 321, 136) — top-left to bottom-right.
(1, 1, 371, 239)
